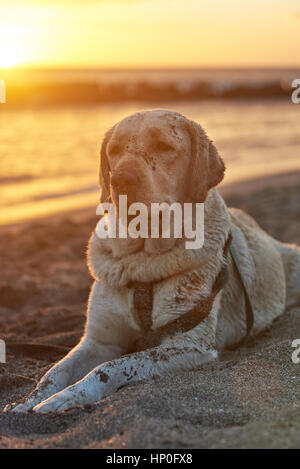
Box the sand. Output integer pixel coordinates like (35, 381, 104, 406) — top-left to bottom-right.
(0, 172, 300, 449)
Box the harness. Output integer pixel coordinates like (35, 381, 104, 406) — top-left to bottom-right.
(129, 232, 254, 353)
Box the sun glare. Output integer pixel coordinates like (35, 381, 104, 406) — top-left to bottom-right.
(0, 25, 26, 69)
(0, 51, 19, 68)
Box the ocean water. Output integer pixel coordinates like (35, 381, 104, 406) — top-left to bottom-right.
(4, 67, 299, 87)
(0, 69, 300, 224)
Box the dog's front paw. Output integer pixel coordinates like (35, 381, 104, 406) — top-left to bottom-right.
(32, 390, 77, 413)
(3, 402, 18, 412)
(4, 397, 39, 413)
(32, 370, 110, 413)
(32, 385, 99, 413)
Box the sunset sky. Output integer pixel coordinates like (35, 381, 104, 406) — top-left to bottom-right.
(0, 0, 299, 69)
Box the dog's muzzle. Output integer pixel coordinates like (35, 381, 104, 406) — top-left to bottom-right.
(111, 171, 139, 195)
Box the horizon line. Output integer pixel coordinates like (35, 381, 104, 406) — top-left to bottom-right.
(2, 65, 300, 72)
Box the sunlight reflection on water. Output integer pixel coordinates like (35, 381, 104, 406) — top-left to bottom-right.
(0, 100, 300, 224)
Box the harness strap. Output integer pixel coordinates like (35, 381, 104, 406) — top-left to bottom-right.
(131, 282, 154, 333)
(225, 242, 254, 350)
(129, 232, 254, 353)
(131, 261, 229, 353)
(129, 233, 231, 352)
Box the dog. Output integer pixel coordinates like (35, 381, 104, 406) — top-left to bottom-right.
(8, 109, 300, 413)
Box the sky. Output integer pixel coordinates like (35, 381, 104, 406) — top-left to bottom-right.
(0, 0, 299, 68)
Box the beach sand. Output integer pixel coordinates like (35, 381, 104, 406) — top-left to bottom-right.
(0, 172, 300, 449)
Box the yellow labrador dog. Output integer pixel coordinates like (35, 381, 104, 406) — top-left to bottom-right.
(9, 110, 300, 413)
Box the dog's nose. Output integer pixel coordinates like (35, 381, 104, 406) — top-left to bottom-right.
(111, 171, 139, 191)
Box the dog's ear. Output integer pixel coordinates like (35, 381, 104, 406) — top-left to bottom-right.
(99, 128, 114, 203)
(207, 139, 226, 190)
(185, 120, 225, 202)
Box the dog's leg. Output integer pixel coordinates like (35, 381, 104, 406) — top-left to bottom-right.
(32, 341, 217, 413)
(7, 281, 131, 412)
(7, 338, 123, 412)
(31, 291, 221, 413)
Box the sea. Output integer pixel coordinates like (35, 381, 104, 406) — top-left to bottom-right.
(0, 68, 299, 224)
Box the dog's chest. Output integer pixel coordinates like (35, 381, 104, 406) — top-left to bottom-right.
(126, 273, 206, 333)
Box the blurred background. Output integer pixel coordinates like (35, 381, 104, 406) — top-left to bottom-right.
(0, 0, 300, 224)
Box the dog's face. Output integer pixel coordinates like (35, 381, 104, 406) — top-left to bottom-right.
(100, 110, 225, 207)
(98, 109, 225, 255)
(105, 111, 191, 208)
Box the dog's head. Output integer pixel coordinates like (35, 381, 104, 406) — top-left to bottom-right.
(99, 110, 225, 207)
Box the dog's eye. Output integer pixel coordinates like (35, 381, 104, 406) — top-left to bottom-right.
(155, 141, 174, 152)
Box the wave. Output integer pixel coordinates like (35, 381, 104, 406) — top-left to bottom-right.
(3, 78, 293, 106)
(0, 175, 36, 184)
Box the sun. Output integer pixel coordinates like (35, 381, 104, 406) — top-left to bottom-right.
(0, 53, 18, 69)
(0, 25, 25, 69)
(0, 41, 22, 68)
